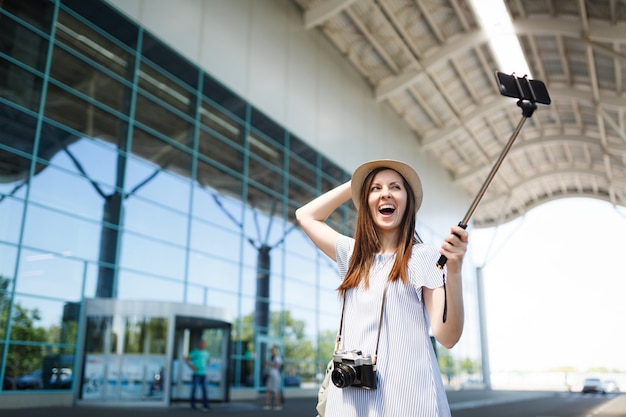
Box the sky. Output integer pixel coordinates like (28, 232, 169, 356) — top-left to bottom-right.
(471, 197, 626, 373)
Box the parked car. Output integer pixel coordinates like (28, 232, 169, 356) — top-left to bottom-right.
(16, 370, 43, 390)
(582, 377, 606, 394)
(283, 375, 301, 387)
(603, 380, 620, 393)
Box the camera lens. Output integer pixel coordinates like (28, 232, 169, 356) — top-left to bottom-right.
(331, 364, 357, 388)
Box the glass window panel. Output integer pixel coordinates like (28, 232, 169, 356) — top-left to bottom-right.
(124, 160, 191, 214)
(192, 186, 242, 235)
(238, 295, 255, 320)
(321, 156, 345, 184)
(246, 181, 283, 221)
(289, 153, 316, 189)
(284, 279, 316, 312)
(45, 84, 127, 142)
(58, 137, 120, 191)
(202, 74, 246, 120)
(188, 289, 238, 315)
(123, 199, 188, 246)
(57, 5, 135, 77)
(123, 316, 145, 354)
(1, 0, 54, 33)
(146, 317, 168, 354)
(134, 94, 193, 147)
(199, 99, 244, 147)
(0, 60, 44, 111)
(130, 125, 193, 180)
(141, 33, 198, 90)
(188, 220, 242, 263)
(0, 243, 17, 282)
(288, 180, 316, 218)
(0, 103, 37, 159)
(4, 343, 45, 390)
(284, 251, 317, 287)
(248, 131, 282, 169)
(188, 255, 240, 295)
(118, 233, 186, 280)
(239, 263, 257, 299)
(84, 316, 115, 354)
(117, 270, 184, 303)
(318, 255, 340, 292)
(250, 108, 284, 147)
(197, 128, 244, 174)
(0, 275, 12, 341)
(28, 157, 110, 224)
(50, 45, 130, 114)
(194, 159, 243, 205)
(45, 347, 76, 390)
(0, 195, 24, 245)
(15, 250, 86, 300)
(21, 205, 101, 262)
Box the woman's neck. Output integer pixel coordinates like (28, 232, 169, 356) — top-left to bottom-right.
(377, 230, 399, 254)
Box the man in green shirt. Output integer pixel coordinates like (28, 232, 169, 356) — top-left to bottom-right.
(185, 339, 210, 410)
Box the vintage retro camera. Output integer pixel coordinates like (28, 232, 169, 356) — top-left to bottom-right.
(331, 349, 377, 389)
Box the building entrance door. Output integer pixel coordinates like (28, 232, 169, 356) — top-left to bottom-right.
(169, 316, 230, 404)
(78, 299, 231, 406)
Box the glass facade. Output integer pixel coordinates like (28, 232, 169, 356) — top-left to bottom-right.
(0, 0, 482, 402)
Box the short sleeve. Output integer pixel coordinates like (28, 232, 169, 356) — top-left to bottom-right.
(408, 244, 447, 290)
(335, 235, 354, 280)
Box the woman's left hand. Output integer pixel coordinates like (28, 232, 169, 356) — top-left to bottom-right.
(439, 225, 469, 268)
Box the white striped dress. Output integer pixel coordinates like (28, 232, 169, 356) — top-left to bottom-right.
(325, 235, 451, 417)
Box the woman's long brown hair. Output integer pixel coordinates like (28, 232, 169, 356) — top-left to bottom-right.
(338, 167, 422, 295)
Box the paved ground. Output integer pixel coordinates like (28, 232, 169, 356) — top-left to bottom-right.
(0, 389, 556, 417)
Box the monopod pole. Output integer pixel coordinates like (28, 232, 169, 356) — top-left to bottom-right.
(436, 101, 535, 269)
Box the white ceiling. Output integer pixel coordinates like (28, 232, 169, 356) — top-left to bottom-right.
(292, 0, 626, 227)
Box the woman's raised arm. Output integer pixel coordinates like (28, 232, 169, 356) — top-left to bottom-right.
(295, 181, 352, 261)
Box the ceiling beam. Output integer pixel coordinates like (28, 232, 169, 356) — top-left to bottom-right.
(303, 0, 356, 29)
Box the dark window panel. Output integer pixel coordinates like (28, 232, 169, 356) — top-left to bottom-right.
(250, 107, 285, 146)
(0, 59, 44, 111)
(50, 46, 129, 115)
(138, 60, 196, 118)
(248, 130, 282, 168)
(61, 0, 138, 49)
(0, 0, 54, 34)
(45, 84, 127, 145)
(200, 98, 245, 148)
(134, 93, 194, 152)
(141, 32, 198, 89)
(56, 8, 135, 81)
(196, 156, 243, 199)
(197, 129, 244, 175)
(202, 73, 246, 120)
(248, 156, 283, 206)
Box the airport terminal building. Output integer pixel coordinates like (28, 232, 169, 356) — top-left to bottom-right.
(0, 0, 483, 409)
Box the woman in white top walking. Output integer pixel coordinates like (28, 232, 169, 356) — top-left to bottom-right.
(295, 159, 468, 417)
(264, 344, 283, 410)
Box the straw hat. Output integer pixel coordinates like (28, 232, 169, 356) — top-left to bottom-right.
(351, 159, 423, 212)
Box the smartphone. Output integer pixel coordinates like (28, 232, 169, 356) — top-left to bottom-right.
(495, 71, 551, 105)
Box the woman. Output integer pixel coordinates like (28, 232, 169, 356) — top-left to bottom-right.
(295, 159, 468, 417)
(264, 344, 283, 410)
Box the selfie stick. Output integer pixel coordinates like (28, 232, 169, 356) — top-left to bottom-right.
(436, 73, 549, 269)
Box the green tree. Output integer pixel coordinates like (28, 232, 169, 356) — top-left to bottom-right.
(233, 310, 324, 380)
(0, 276, 48, 388)
(459, 357, 479, 376)
(438, 349, 456, 385)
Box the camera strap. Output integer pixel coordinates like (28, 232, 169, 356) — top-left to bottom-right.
(335, 280, 390, 365)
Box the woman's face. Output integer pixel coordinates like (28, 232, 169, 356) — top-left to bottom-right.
(367, 169, 408, 232)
